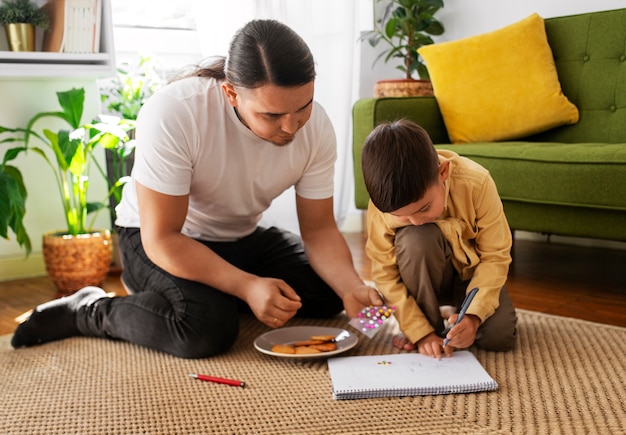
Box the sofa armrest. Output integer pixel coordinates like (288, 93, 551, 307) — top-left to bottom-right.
(352, 96, 449, 209)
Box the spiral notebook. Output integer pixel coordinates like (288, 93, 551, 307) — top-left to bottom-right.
(327, 351, 497, 400)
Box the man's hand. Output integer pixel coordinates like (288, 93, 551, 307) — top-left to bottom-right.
(444, 313, 480, 350)
(341, 284, 384, 318)
(243, 277, 302, 328)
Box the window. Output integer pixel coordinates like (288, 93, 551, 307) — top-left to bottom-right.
(111, 0, 202, 77)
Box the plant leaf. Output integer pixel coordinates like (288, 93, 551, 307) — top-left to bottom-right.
(86, 201, 104, 214)
(56, 88, 85, 129)
(0, 165, 31, 255)
(1, 146, 26, 165)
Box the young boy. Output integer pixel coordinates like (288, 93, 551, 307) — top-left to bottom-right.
(361, 119, 517, 359)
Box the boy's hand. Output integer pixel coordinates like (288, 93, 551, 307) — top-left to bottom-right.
(417, 332, 453, 359)
(444, 313, 481, 350)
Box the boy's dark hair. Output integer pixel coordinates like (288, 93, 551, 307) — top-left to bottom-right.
(361, 119, 439, 213)
(178, 19, 316, 88)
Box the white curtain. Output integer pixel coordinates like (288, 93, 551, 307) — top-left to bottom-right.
(194, 0, 363, 234)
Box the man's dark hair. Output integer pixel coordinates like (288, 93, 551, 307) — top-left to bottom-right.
(178, 19, 316, 88)
(361, 119, 439, 213)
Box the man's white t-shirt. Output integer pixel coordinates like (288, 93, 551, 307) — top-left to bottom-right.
(115, 77, 337, 242)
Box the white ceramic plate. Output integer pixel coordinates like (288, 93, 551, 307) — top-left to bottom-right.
(254, 326, 358, 359)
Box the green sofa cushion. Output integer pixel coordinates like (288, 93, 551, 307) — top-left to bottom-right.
(533, 8, 626, 143)
(437, 142, 626, 210)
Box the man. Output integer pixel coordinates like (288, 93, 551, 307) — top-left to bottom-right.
(12, 19, 381, 358)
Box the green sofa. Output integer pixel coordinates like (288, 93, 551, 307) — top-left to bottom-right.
(353, 8, 626, 242)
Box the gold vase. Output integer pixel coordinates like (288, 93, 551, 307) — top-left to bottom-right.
(5, 23, 35, 52)
(43, 229, 113, 295)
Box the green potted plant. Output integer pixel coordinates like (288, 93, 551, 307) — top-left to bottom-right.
(362, 0, 445, 97)
(98, 53, 163, 224)
(0, 87, 135, 293)
(0, 0, 49, 51)
(100, 54, 163, 121)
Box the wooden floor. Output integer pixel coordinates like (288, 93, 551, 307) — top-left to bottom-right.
(1, 233, 625, 336)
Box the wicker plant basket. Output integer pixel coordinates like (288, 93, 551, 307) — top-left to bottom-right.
(374, 79, 434, 97)
(43, 229, 113, 295)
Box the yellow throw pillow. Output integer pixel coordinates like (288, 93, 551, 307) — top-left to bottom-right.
(419, 13, 579, 144)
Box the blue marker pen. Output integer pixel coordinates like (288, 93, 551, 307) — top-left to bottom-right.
(443, 287, 479, 348)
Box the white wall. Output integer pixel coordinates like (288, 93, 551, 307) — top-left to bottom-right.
(438, 0, 625, 41)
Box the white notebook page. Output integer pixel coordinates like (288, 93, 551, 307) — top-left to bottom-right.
(328, 350, 497, 400)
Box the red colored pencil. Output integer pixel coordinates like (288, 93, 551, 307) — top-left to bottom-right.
(188, 373, 245, 388)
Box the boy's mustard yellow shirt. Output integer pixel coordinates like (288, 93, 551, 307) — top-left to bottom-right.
(366, 150, 512, 344)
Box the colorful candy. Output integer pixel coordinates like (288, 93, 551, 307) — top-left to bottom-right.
(349, 305, 396, 338)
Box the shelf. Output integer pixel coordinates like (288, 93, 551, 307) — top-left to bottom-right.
(0, 0, 115, 79)
(0, 51, 110, 63)
(0, 61, 115, 78)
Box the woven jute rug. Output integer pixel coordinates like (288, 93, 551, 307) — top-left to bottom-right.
(1, 309, 624, 435)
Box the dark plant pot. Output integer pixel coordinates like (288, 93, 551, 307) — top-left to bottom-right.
(43, 229, 113, 295)
(374, 79, 434, 97)
(109, 230, 124, 274)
